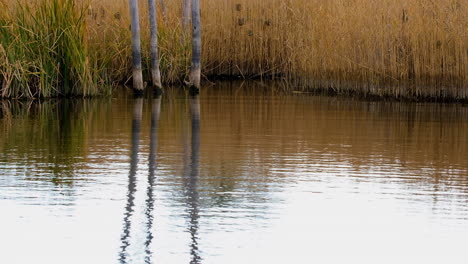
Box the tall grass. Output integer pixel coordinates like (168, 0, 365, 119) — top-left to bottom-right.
(84, 0, 190, 86)
(202, 0, 468, 99)
(1, 0, 467, 99)
(0, 0, 96, 98)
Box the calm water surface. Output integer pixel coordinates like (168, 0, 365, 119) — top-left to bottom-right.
(1, 82, 468, 264)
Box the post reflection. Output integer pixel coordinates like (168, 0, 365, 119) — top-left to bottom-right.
(144, 96, 162, 264)
(119, 97, 143, 263)
(118, 95, 200, 263)
(185, 96, 201, 264)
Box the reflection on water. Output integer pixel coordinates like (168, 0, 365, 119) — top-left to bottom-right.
(1, 81, 468, 264)
(186, 96, 201, 264)
(118, 96, 201, 263)
(145, 97, 161, 264)
(119, 97, 163, 264)
(119, 98, 143, 263)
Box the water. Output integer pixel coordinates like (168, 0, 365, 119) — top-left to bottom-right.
(1, 82, 468, 264)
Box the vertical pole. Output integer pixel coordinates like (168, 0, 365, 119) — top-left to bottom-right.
(159, 0, 167, 23)
(189, 0, 201, 91)
(182, 0, 191, 35)
(129, 0, 144, 93)
(148, 0, 162, 91)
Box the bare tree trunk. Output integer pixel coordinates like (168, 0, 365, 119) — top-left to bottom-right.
(129, 0, 144, 93)
(189, 0, 201, 91)
(148, 0, 162, 90)
(159, 0, 167, 23)
(182, 0, 191, 35)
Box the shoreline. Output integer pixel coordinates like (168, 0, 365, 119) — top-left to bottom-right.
(1, 78, 467, 105)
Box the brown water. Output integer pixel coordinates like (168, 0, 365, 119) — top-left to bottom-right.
(1, 82, 468, 264)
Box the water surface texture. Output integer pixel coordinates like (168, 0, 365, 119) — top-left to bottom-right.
(1, 82, 468, 264)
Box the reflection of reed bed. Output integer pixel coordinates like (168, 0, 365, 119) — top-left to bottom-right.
(152, 85, 468, 208)
(141, 83, 468, 204)
(1, 84, 466, 202)
(0, 100, 45, 134)
(2, 0, 467, 99)
(0, 99, 108, 181)
(0, 101, 14, 130)
(197, 83, 468, 176)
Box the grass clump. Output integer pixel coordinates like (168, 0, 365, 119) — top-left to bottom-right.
(0, 0, 96, 98)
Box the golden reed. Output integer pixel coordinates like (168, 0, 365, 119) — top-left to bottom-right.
(86, 0, 468, 100)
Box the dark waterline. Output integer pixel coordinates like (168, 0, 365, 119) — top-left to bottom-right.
(1, 81, 468, 264)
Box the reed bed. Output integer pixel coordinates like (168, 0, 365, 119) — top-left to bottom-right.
(1, 0, 467, 99)
(203, 0, 468, 99)
(0, 0, 99, 98)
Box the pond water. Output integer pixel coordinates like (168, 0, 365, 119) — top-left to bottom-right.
(1, 81, 468, 264)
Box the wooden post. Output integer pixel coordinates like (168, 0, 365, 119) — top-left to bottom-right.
(129, 0, 144, 93)
(188, 0, 201, 92)
(148, 0, 162, 91)
(159, 0, 167, 23)
(182, 0, 191, 35)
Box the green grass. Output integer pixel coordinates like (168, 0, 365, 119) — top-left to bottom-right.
(0, 0, 97, 98)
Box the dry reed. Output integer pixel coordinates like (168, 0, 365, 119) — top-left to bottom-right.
(78, 0, 468, 99)
(201, 0, 468, 99)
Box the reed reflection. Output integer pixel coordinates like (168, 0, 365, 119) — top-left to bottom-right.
(184, 96, 201, 264)
(119, 98, 143, 263)
(0, 99, 94, 183)
(144, 96, 162, 264)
